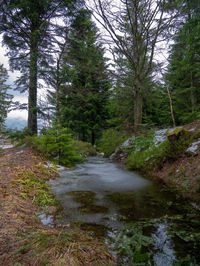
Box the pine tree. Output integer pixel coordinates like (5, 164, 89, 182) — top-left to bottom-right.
(59, 9, 111, 144)
(0, 64, 13, 131)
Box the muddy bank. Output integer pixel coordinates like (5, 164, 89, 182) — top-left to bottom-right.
(0, 146, 114, 265)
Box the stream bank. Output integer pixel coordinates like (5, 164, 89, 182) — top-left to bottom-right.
(0, 146, 114, 265)
(109, 121, 200, 204)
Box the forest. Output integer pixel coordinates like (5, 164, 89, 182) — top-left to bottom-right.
(0, 0, 199, 154)
(0, 0, 200, 265)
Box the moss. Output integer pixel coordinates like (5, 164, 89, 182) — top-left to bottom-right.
(167, 127, 185, 136)
(166, 129, 193, 160)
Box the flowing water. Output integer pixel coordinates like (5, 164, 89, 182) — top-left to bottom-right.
(46, 157, 200, 265)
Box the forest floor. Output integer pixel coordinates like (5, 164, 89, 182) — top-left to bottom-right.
(0, 146, 114, 265)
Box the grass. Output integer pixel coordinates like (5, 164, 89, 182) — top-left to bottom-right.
(12, 164, 58, 206)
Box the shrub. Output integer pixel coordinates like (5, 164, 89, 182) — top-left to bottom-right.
(126, 141, 168, 170)
(74, 140, 97, 156)
(23, 127, 82, 167)
(8, 127, 32, 143)
(97, 129, 128, 157)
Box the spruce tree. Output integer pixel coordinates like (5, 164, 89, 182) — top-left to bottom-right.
(59, 9, 111, 144)
(0, 0, 80, 135)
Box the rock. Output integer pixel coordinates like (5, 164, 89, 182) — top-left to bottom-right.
(109, 136, 135, 161)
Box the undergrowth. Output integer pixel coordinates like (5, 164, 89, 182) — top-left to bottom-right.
(127, 129, 194, 171)
(97, 128, 128, 156)
(21, 127, 82, 167)
(74, 140, 97, 156)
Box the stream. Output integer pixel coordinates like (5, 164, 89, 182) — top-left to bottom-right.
(44, 157, 200, 265)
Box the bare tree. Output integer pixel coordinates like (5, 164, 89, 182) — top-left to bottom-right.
(88, 0, 176, 131)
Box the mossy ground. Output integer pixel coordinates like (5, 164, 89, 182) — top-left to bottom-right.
(0, 146, 115, 265)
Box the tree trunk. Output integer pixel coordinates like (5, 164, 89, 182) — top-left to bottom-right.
(134, 89, 143, 131)
(28, 31, 38, 135)
(167, 86, 176, 127)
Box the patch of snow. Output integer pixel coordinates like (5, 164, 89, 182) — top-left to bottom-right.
(44, 162, 55, 168)
(191, 202, 200, 211)
(120, 137, 136, 149)
(186, 139, 200, 154)
(152, 222, 176, 266)
(38, 213, 54, 227)
(189, 127, 196, 132)
(153, 129, 168, 146)
(56, 165, 66, 171)
(0, 144, 14, 149)
(16, 150, 24, 154)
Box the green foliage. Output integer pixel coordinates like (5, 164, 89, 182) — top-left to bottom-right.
(134, 131, 155, 150)
(8, 127, 32, 143)
(0, 0, 81, 134)
(14, 166, 57, 206)
(166, 0, 200, 125)
(56, 9, 111, 145)
(127, 129, 193, 170)
(24, 127, 82, 167)
(116, 225, 154, 264)
(126, 141, 167, 170)
(74, 140, 96, 156)
(97, 129, 128, 157)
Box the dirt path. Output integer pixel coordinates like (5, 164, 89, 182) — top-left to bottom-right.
(0, 146, 114, 265)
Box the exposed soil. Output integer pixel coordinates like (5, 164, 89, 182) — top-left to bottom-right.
(0, 146, 114, 265)
(150, 121, 200, 202)
(151, 148, 200, 202)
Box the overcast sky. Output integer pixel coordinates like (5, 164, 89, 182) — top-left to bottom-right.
(0, 35, 28, 126)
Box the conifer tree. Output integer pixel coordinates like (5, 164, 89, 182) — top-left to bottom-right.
(0, 0, 80, 134)
(166, 0, 200, 124)
(59, 9, 111, 144)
